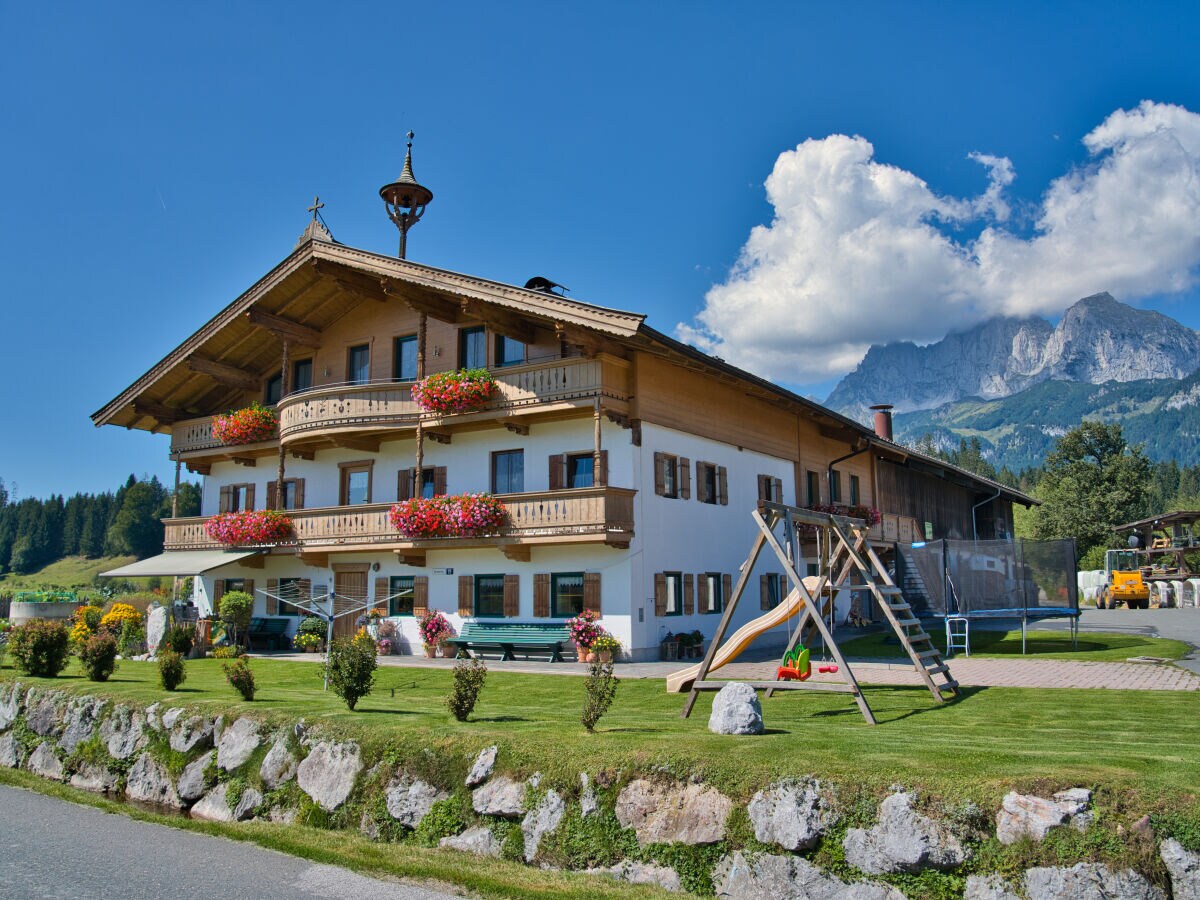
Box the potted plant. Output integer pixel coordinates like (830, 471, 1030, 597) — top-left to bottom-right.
(410, 368, 498, 414)
(211, 402, 278, 445)
(591, 633, 621, 664)
(377, 638, 393, 656)
(389, 493, 508, 538)
(660, 631, 679, 661)
(297, 615, 327, 652)
(688, 630, 705, 658)
(417, 610, 453, 658)
(566, 609, 601, 660)
(293, 632, 321, 653)
(203, 509, 293, 546)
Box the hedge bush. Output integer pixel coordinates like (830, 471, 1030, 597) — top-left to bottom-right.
(8, 620, 71, 678)
(79, 633, 119, 682)
(222, 657, 256, 701)
(326, 631, 377, 710)
(158, 649, 186, 690)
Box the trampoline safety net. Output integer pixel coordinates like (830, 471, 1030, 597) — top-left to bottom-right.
(895, 538, 1078, 617)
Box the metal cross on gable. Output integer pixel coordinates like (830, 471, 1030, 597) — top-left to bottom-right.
(307, 196, 324, 221)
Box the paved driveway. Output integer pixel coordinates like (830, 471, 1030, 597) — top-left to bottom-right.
(1038, 607, 1200, 675)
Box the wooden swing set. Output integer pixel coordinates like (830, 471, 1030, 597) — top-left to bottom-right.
(671, 502, 959, 725)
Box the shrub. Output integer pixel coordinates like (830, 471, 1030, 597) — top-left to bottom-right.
(79, 634, 119, 682)
(581, 660, 619, 732)
(8, 620, 71, 678)
(69, 619, 92, 650)
(293, 632, 321, 651)
(99, 602, 143, 635)
(218, 590, 254, 645)
(118, 621, 146, 657)
(326, 631, 378, 710)
(211, 645, 241, 659)
(158, 649, 186, 690)
(447, 657, 487, 721)
(77, 605, 103, 632)
(164, 624, 195, 656)
(298, 615, 327, 638)
(222, 657, 256, 701)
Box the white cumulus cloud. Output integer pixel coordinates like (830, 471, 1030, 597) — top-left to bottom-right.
(678, 101, 1200, 385)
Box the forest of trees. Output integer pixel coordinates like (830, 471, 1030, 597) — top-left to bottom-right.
(0, 475, 200, 575)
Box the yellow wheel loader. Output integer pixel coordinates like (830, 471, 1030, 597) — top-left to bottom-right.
(1096, 549, 1150, 609)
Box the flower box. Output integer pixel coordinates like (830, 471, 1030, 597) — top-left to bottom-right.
(389, 493, 508, 538)
(410, 368, 498, 414)
(204, 510, 293, 546)
(211, 403, 278, 445)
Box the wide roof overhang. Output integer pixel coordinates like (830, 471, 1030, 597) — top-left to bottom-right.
(100, 549, 263, 577)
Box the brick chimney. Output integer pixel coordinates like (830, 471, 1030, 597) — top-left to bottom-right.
(869, 404, 893, 441)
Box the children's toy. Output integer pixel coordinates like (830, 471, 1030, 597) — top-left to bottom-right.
(818, 665, 838, 674)
(776, 646, 810, 681)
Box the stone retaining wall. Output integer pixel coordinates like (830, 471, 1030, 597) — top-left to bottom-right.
(0, 682, 1195, 899)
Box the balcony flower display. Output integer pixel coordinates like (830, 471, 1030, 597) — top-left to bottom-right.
(796, 504, 882, 537)
(212, 402, 278, 445)
(389, 493, 508, 538)
(410, 368, 498, 414)
(204, 509, 293, 546)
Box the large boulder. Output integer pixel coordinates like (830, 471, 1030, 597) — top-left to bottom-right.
(0, 732, 25, 768)
(587, 861, 682, 892)
(170, 716, 215, 754)
(964, 874, 1022, 900)
(385, 775, 448, 828)
(190, 783, 236, 823)
(440, 826, 501, 857)
(102, 706, 147, 759)
(26, 742, 64, 781)
(580, 772, 599, 817)
(1160, 839, 1200, 900)
(466, 745, 498, 786)
(177, 750, 215, 802)
(1023, 863, 1165, 900)
(714, 850, 904, 899)
(161, 707, 184, 730)
(0, 682, 25, 730)
(708, 682, 764, 735)
(296, 741, 362, 811)
(748, 778, 836, 851)
(216, 718, 261, 771)
(126, 753, 184, 809)
(472, 775, 526, 818)
(69, 763, 120, 794)
(145, 605, 168, 654)
(996, 789, 1093, 844)
(259, 736, 298, 790)
(615, 778, 733, 846)
(59, 696, 107, 753)
(26, 692, 66, 737)
(843, 789, 969, 874)
(522, 789, 566, 861)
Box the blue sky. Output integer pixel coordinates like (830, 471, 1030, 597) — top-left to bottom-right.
(3, 1, 1199, 499)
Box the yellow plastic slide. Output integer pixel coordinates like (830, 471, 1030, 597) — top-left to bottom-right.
(665, 576, 820, 693)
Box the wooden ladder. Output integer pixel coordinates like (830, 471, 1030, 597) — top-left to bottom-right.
(828, 520, 959, 702)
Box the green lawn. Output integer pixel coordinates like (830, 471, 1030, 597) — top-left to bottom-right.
(0, 555, 138, 594)
(836, 628, 1192, 662)
(4, 655, 1199, 803)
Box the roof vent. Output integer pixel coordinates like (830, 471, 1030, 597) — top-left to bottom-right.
(869, 404, 894, 441)
(524, 276, 569, 296)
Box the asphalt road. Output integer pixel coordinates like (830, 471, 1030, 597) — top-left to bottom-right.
(1037, 607, 1200, 674)
(0, 785, 462, 900)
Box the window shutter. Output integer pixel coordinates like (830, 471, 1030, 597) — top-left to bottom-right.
(503, 574, 520, 617)
(265, 579, 279, 615)
(294, 478, 305, 509)
(697, 574, 709, 614)
(654, 573, 667, 616)
(413, 576, 429, 617)
(684, 574, 695, 615)
(242, 581, 255, 617)
(718, 467, 728, 505)
(219, 486, 232, 514)
(375, 577, 389, 615)
(722, 574, 732, 608)
(245, 484, 256, 511)
(596, 450, 608, 487)
(297, 579, 312, 604)
(760, 574, 771, 611)
(212, 579, 225, 616)
(679, 458, 691, 499)
(266, 482, 277, 510)
(458, 575, 473, 617)
(533, 573, 550, 617)
(773, 477, 783, 503)
(549, 454, 565, 490)
(654, 453, 666, 495)
(583, 572, 601, 614)
(757, 474, 767, 502)
(434, 466, 447, 496)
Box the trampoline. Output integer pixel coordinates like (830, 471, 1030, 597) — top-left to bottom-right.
(895, 538, 1080, 655)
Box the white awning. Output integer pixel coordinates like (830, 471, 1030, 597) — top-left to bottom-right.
(100, 549, 263, 577)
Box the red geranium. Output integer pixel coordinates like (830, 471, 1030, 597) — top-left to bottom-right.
(389, 493, 508, 538)
(212, 403, 278, 445)
(411, 369, 497, 414)
(204, 510, 293, 545)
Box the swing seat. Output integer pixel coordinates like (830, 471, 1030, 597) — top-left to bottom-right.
(777, 647, 811, 681)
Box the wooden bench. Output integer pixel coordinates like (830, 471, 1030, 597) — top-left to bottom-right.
(448, 622, 573, 662)
(248, 617, 291, 651)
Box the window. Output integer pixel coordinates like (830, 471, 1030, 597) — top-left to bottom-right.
(807, 563, 819, 578)
(265, 372, 282, 405)
(806, 470, 819, 506)
(267, 478, 304, 511)
(223, 578, 246, 594)
(696, 462, 726, 505)
(280, 480, 299, 510)
(348, 344, 370, 384)
(763, 572, 782, 610)
(830, 469, 842, 503)
(219, 483, 254, 513)
(491, 450, 524, 494)
(758, 474, 783, 503)
(654, 452, 690, 499)
(566, 453, 593, 489)
(664, 572, 683, 616)
(339, 461, 373, 505)
(278, 577, 306, 617)
(703, 573, 723, 614)
(475, 574, 506, 618)
(293, 358, 313, 392)
(388, 576, 415, 616)
(662, 456, 677, 497)
(551, 572, 584, 618)
(495, 335, 526, 367)
(850, 474, 860, 506)
(459, 326, 486, 369)
(394, 335, 417, 381)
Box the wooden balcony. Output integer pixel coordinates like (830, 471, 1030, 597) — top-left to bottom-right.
(276, 354, 631, 444)
(869, 513, 926, 545)
(162, 486, 636, 558)
(169, 415, 278, 466)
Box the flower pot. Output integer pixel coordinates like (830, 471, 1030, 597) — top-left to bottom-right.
(424, 645, 438, 658)
(439, 644, 455, 658)
(596, 650, 613, 664)
(585, 651, 597, 663)
(304, 645, 317, 654)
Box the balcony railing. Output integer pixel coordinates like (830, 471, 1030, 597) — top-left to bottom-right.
(162, 486, 636, 553)
(869, 513, 925, 544)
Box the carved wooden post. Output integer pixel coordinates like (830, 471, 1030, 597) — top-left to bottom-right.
(171, 459, 181, 518)
(593, 396, 604, 487)
(275, 339, 290, 509)
(414, 313, 427, 497)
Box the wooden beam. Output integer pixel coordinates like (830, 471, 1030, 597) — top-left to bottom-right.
(133, 401, 191, 424)
(231, 457, 257, 467)
(425, 431, 452, 445)
(395, 550, 427, 567)
(499, 419, 530, 436)
(298, 552, 329, 568)
(382, 281, 463, 323)
(331, 435, 381, 453)
(187, 356, 260, 391)
(185, 462, 211, 475)
(290, 449, 316, 461)
(554, 322, 623, 358)
(245, 308, 322, 346)
(460, 299, 535, 344)
(500, 544, 531, 562)
(241, 554, 266, 569)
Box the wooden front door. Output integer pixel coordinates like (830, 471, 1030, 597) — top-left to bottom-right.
(333, 569, 368, 641)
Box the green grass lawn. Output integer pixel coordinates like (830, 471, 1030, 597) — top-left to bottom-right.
(836, 628, 1192, 662)
(0, 554, 138, 593)
(4, 655, 1198, 804)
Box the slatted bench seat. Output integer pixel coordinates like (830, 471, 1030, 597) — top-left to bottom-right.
(448, 622, 573, 662)
(248, 617, 291, 651)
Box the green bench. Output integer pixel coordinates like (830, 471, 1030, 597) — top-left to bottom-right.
(448, 622, 573, 662)
(249, 617, 291, 651)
